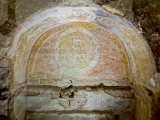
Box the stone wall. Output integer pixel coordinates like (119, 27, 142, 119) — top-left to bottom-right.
(133, 0, 160, 72)
(26, 85, 134, 120)
(0, 1, 159, 120)
(8, 6, 155, 120)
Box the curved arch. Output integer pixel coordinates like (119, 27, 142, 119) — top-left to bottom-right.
(7, 6, 157, 120)
(7, 7, 156, 87)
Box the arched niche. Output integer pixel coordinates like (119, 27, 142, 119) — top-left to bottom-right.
(7, 6, 156, 120)
(8, 7, 155, 87)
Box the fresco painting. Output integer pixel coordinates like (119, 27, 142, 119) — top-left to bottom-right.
(56, 28, 99, 78)
(61, 9, 95, 20)
(3, 5, 157, 120)
(8, 7, 155, 86)
(27, 22, 127, 82)
(97, 16, 114, 27)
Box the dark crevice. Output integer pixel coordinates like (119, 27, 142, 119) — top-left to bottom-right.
(0, 115, 10, 120)
(145, 87, 153, 96)
(69, 91, 74, 98)
(114, 114, 120, 120)
(59, 93, 63, 98)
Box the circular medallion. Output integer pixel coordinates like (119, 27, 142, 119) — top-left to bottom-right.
(56, 28, 99, 78)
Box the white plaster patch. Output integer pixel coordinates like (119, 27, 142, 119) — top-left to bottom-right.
(150, 78, 156, 86)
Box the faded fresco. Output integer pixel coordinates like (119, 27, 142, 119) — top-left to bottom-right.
(8, 7, 155, 86)
(27, 22, 128, 84)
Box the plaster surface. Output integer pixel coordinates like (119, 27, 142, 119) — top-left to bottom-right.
(8, 7, 155, 87)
